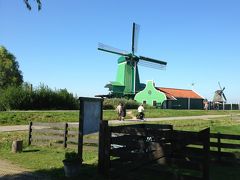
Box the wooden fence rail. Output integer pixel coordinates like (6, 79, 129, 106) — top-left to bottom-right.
(210, 132, 240, 162)
(28, 121, 79, 148)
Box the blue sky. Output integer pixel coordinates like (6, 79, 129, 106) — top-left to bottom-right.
(1, 0, 240, 102)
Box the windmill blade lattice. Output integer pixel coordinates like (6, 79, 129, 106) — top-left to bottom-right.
(98, 43, 129, 56)
(138, 60, 166, 70)
(132, 23, 140, 54)
(138, 55, 167, 70)
(222, 92, 227, 101)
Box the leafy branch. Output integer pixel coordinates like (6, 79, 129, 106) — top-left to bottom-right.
(23, 0, 42, 11)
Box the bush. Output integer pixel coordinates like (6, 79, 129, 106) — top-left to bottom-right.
(0, 84, 79, 111)
(103, 98, 140, 110)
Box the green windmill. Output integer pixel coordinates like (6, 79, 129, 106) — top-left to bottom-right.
(98, 23, 167, 98)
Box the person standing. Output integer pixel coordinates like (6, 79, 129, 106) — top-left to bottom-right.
(116, 103, 122, 120)
(137, 104, 145, 120)
(203, 100, 209, 110)
(120, 103, 126, 121)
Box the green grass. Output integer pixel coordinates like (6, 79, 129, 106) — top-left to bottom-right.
(0, 131, 99, 179)
(143, 109, 238, 118)
(0, 111, 79, 125)
(1, 121, 240, 179)
(1, 109, 240, 125)
(1, 110, 240, 179)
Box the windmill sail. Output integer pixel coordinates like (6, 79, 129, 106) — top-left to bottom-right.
(98, 22, 167, 97)
(138, 55, 167, 70)
(132, 23, 140, 54)
(222, 91, 227, 101)
(98, 43, 129, 56)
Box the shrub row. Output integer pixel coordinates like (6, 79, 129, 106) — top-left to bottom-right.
(103, 98, 140, 110)
(0, 84, 79, 111)
(0, 84, 151, 111)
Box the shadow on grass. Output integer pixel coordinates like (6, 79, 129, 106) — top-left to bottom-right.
(2, 162, 240, 180)
(0, 163, 105, 180)
(22, 149, 40, 153)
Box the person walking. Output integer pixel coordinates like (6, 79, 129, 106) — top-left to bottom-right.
(137, 104, 145, 120)
(120, 103, 126, 121)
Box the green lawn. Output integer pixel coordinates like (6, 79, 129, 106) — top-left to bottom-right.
(1, 110, 240, 179)
(0, 109, 239, 125)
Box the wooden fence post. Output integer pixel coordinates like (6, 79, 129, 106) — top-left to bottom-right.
(217, 132, 221, 162)
(98, 120, 110, 177)
(200, 128, 210, 180)
(64, 123, 68, 148)
(28, 121, 33, 146)
(12, 140, 23, 153)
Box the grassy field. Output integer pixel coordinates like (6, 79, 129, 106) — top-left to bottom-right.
(1, 110, 240, 179)
(0, 109, 239, 125)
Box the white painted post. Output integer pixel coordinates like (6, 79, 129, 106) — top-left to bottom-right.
(231, 103, 233, 110)
(188, 98, 190, 110)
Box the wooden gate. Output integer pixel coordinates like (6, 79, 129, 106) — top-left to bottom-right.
(98, 121, 209, 180)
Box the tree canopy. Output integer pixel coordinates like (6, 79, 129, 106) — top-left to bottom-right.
(0, 46, 23, 88)
(24, 0, 42, 10)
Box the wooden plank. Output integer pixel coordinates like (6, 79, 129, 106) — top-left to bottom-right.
(110, 147, 139, 160)
(33, 122, 65, 129)
(210, 133, 240, 140)
(210, 151, 237, 158)
(143, 129, 173, 139)
(33, 128, 64, 135)
(210, 142, 240, 149)
(98, 120, 110, 177)
(164, 157, 203, 171)
(84, 138, 98, 144)
(67, 137, 78, 144)
(144, 124, 173, 130)
(31, 141, 64, 147)
(180, 175, 202, 180)
(111, 135, 145, 148)
(110, 126, 147, 135)
(110, 124, 173, 135)
(68, 130, 79, 136)
(32, 135, 63, 141)
(68, 123, 79, 128)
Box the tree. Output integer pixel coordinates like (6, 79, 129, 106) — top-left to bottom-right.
(23, 0, 42, 10)
(0, 46, 23, 88)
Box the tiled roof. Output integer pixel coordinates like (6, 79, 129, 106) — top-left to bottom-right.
(157, 87, 204, 99)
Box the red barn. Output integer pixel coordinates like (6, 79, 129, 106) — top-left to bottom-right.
(157, 87, 204, 109)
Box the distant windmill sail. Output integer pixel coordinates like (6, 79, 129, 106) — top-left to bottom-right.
(213, 82, 227, 103)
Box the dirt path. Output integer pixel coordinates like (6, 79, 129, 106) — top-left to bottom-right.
(0, 114, 235, 132)
(0, 158, 27, 174)
(0, 158, 48, 179)
(126, 110, 136, 119)
(109, 114, 233, 124)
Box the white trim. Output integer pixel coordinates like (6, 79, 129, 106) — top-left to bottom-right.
(192, 90, 205, 99)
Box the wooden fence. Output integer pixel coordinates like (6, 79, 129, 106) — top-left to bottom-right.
(210, 132, 240, 162)
(28, 122, 79, 148)
(98, 122, 210, 180)
(180, 131, 240, 163)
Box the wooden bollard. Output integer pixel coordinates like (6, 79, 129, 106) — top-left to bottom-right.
(12, 140, 23, 153)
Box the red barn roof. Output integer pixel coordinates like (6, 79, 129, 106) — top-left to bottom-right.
(157, 87, 204, 100)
